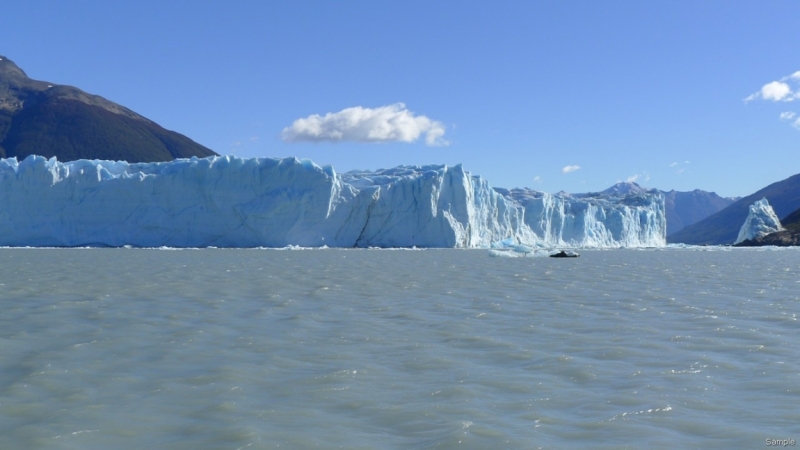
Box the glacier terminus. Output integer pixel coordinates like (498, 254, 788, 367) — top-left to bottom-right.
(0, 155, 666, 248)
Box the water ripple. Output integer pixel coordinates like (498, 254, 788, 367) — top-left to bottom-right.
(0, 248, 799, 448)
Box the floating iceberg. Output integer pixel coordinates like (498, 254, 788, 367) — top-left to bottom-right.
(734, 198, 783, 244)
(0, 155, 667, 248)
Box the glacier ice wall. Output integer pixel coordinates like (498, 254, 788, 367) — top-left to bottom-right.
(734, 198, 783, 244)
(497, 188, 666, 247)
(342, 166, 535, 248)
(0, 155, 666, 248)
(0, 156, 345, 247)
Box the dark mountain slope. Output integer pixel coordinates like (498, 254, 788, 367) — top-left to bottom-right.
(668, 173, 800, 245)
(662, 189, 738, 236)
(779, 207, 800, 232)
(0, 55, 216, 162)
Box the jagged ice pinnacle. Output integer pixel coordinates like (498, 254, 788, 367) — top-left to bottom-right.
(734, 198, 783, 244)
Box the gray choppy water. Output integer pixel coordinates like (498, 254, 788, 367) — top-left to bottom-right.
(1, 248, 799, 449)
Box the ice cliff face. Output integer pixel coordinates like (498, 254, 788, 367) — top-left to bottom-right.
(496, 187, 666, 248)
(734, 198, 783, 244)
(603, 181, 738, 236)
(0, 155, 666, 248)
(341, 166, 534, 248)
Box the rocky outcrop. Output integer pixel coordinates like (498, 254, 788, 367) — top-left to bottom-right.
(734, 230, 800, 247)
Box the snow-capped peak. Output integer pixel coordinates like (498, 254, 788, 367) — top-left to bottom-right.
(602, 181, 648, 196)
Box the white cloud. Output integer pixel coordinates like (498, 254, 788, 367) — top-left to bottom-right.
(745, 71, 800, 103)
(761, 81, 792, 101)
(533, 175, 542, 183)
(561, 165, 581, 174)
(669, 162, 678, 167)
(626, 174, 639, 183)
(745, 72, 800, 130)
(281, 103, 448, 146)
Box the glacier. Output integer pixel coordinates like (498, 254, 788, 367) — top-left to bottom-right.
(495, 188, 665, 248)
(0, 155, 666, 248)
(734, 198, 783, 245)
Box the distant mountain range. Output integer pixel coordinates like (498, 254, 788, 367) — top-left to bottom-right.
(668, 173, 800, 245)
(0, 55, 216, 162)
(600, 182, 738, 236)
(662, 190, 739, 236)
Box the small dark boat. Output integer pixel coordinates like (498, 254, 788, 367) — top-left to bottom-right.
(550, 250, 579, 258)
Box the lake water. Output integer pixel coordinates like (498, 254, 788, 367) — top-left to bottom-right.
(1, 247, 798, 449)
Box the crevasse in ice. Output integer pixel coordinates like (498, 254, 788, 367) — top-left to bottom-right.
(0, 155, 667, 248)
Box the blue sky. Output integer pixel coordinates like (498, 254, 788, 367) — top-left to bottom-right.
(3, 1, 799, 197)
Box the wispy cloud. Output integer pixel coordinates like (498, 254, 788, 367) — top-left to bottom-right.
(625, 172, 650, 183)
(281, 103, 448, 146)
(533, 175, 542, 183)
(745, 71, 800, 104)
(228, 136, 261, 154)
(779, 111, 800, 129)
(745, 72, 800, 131)
(561, 165, 581, 174)
(669, 161, 689, 175)
(779, 111, 800, 130)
